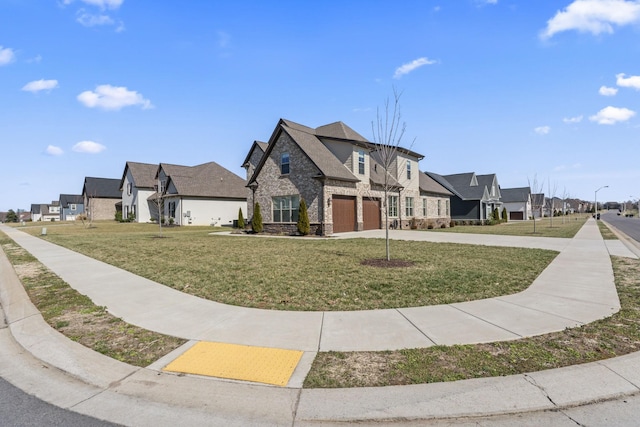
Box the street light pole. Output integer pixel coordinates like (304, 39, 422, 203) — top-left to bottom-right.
(595, 185, 608, 219)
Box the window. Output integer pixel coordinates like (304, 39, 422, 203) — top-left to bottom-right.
(422, 198, 427, 217)
(388, 195, 398, 217)
(438, 200, 442, 216)
(405, 197, 414, 216)
(280, 153, 290, 175)
(406, 160, 412, 180)
(273, 195, 299, 222)
(169, 202, 176, 218)
(69, 204, 76, 211)
(358, 150, 365, 175)
(446, 200, 450, 216)
(127, 182, 132, 196)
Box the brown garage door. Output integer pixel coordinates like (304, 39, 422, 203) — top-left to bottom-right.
(509, 211, 524, 220)
(332, 196, 356, 233)
(363, 198, 381, 230)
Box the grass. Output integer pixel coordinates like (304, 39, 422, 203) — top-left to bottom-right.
(5, 219, 639, 389)
(18, 221, 557, 311)
(0, 233, 187, 367)
(433, 215, 587, 238)
(304, 255, 640, 387)
(597, 220, 618, 240)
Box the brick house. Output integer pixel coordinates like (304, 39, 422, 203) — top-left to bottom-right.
(82, 177, 122, 221)
(243, 119, 451, 235)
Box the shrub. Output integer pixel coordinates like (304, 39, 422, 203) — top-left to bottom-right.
(115, 211, 123, 222)
(297, 198, 310, 235)
(450, 220, 455, 228)
(237, 207, 245, 229)
(252, 202, 263, 233)
(501, 207, 508, 222)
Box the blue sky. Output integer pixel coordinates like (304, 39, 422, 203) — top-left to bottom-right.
(1, 0, 639, 212)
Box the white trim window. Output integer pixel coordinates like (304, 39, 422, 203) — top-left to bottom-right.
(273, 195, 299, 222)
(388, 195, 398, 217)
(405, 197, 414, 217)
(406, 160, 412, 180)
(422, 198, 427, 217)
(438, 199, 442, 216)
(358, 150, 365, 175)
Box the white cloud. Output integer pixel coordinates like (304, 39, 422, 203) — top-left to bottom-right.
(599, 85, 618, 96)
(77, 11, 113, 27)
(0, 46, 16, 66)
(589, 106, 636, 124)
(64, 0, 123, 9)
(46, 145, 64, 156)
(77, 84, 153, 111)
(563, 115, 584, 123)
(540, 0, 640, 39)
(534, 126, 551, 135)
(72, 140, 106, 153)
(616, 73, 640, 90)
(393, 57, 438, 79)
(476, 0, 498, 5)
(22, 79, 59, 93)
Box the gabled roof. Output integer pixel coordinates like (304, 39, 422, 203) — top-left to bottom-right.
(476, 174, 500, 199)
(241, 140, 268, 168)
(282, 126, 359, 182)
(531, 193, 546, 206)
(59, 194, 83, 207)
(419, 172, 453, 196)
(83, 177, 121, 199)
(120, 161, 158, 191)
(425, 171, 501, 201)
(30, 204, 42, 214)
(315, 121, 369, 142)
(248, 118, 424, 187)
(501, 187, 531, 203)
(160, 161, 246, 199)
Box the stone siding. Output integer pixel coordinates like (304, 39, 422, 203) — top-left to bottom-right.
(86, 198, 119, 221)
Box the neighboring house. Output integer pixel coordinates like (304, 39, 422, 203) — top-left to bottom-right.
(531, 193, 546, 218)
(426, 172, 502, 222)
(155, 161, 247, 226)
(83, 177, 122, 221)
(30, 204, 43, 222)
(58, 194, 84, 221)
(119, 161, 159, 223)
(244, 118, 449, 235)
(500, 187, 532, 221)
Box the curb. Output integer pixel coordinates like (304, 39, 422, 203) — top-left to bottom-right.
(2, 225, 640, 425)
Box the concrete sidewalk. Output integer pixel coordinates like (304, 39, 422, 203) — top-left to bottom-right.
(1, 219, 640, 425)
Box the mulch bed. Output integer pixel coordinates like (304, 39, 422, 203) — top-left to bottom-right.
(360, 258, 415, 268)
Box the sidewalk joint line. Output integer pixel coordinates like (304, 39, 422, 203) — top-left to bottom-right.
(449, 304, 523, 339)
(395, 308, 436, 346)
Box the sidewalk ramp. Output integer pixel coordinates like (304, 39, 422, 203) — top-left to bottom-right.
(162, 341, 303, 387)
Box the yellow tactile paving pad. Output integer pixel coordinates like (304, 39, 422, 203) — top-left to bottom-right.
(162, 341, 304, 387)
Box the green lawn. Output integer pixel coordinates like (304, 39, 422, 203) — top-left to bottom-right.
(19, 221, 557, 311)
(433, 215, 587, 238)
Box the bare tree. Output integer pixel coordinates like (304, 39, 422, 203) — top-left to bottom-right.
(561, 187, 569, 224)
(547, 180, 558, 228)
(153, 178, 165, 237)
(528, 175, 545, 234)
(371, 88, 414, 261)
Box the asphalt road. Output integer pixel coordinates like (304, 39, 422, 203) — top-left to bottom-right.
(0, 376, 118, 427)
(601, 210, 640, 243)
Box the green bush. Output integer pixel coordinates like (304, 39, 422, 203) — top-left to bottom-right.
(237, 207, 245, 229)
(252, 202, 263, 233)
(501, 207, 508, 222)
(297, 198, 310, 235)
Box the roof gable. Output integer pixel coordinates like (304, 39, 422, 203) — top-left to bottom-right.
(161, 161, 246, 199)
(120, 161, 158, 191)
(501, 187, 531, 203)
(83, 177, 121, 198)
(419, 172, 453, 196)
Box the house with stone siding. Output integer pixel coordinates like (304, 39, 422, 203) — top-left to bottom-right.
(82, 177, 122, 221)
(244, 118, 451, 235)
